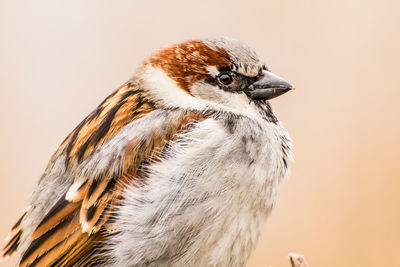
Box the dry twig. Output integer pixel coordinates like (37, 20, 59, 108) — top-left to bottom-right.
(289, 253, 309, 267)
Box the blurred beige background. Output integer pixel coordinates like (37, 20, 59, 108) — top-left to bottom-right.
(0, 0, 399, 266)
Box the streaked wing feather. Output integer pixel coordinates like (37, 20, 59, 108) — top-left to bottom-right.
(32, 198, 81, 240)
(20, 211, 81, 267)
(0, 212, 26, 260)
(11, 106, 206, 266)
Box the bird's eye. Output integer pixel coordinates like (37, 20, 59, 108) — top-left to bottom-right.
(218, 73, 233, 85)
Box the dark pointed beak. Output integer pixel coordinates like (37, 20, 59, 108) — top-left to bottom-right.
(245, 70, 294, 100)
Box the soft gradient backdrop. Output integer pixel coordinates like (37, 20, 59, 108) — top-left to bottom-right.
(1, 1, 399, 266)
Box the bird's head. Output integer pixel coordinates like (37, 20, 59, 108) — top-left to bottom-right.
(137, 38, 293, 114)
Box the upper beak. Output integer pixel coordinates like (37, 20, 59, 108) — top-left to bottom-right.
(245, 70, 294, 100)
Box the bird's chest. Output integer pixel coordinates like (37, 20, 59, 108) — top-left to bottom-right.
(157, 117, 292, 266)
(197, 116, 291, 196)
(190, 118, 291, 265)
(113, 117, 292, 267)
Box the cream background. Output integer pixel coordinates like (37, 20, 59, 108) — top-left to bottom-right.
(0, 1, 399, 266)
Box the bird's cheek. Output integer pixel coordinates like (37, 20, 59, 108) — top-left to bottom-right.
(188, 82, 216, 100)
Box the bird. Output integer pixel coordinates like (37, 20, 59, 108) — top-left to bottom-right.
(0, 37, 293, 267)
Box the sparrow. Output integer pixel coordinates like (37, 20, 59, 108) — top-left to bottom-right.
(1, 37, 293, 267)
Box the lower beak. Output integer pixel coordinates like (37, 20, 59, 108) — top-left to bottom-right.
(245, 70, 294, 100)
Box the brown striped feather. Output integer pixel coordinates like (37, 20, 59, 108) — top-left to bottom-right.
(52, 234, 101, 267)
(91, 199, 113, 233)
(1, 231, 22, 259)
(80, 189, 114, 234)
(0, 212, 26, 259)
(26, 229, 83, 267)
(11, 212, 26, 232)
(15, 109, 206, 266)
(27, 229, 100, 267)
(63, 83, 155, 166)
(84, 177, 116, 210)
(20, 212, 81, 267)
(44, 232, 87, 267)
(32, 199, 80, 240)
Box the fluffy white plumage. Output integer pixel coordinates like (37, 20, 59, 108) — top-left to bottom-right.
(111, 110, 291, 266)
